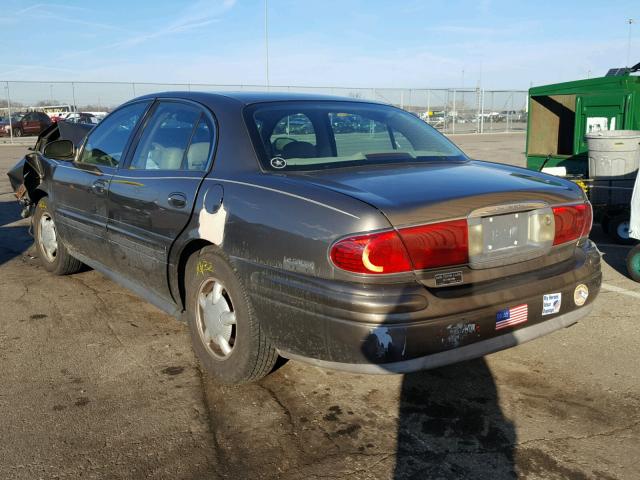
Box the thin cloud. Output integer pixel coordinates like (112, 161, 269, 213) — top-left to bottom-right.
(0, 0, 237, 78)
(103, 0, 236, 48)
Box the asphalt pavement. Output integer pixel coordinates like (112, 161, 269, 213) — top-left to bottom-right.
(1, 133, 639, 479)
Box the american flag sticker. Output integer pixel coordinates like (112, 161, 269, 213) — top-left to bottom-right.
(495, 304, 528, 330)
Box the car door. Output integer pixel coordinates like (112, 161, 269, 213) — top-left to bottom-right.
(21, 113, 36, 135)
(106, 99, 215, 300)
(52, 100, 151, 266)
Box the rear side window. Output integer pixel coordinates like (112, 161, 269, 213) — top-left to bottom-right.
(129, 102, 211, 171)
(78, 101, 149, 167)
(185, 119, 213, 171)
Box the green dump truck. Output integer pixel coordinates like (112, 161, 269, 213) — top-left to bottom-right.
(526, 65, 640, 243)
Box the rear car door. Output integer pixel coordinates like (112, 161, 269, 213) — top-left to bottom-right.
(52, 101, 151, 265)
(106, 99, 215, 299)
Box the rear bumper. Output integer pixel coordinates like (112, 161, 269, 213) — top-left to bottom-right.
(282, 304, 592, 374)
(234, 239, 601, 373)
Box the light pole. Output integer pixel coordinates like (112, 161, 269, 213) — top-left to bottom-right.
(264, 0, 270, 88)
(627, 19, 635, 67)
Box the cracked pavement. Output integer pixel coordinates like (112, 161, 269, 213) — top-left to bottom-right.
(1, 134, 639, 479)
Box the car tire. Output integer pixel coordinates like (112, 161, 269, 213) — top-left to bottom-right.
(185, 246, 278, 384)
(608, 213, 635, 245)
(14, 128, 22, 137)
(33, 197, 83, 275)
(600, 216, 610, 234)
(627, 245, 640, 282)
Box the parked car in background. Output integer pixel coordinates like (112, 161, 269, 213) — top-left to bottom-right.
(62, 112, 100, 125)
(0, 114, 22, 137)
(498, 110, 526, 122)
(7, 92, 601, 385)
(1, 111, 52, 137)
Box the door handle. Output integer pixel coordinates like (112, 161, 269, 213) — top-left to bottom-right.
(168, 193, 187, 209)
(91, 179, 108, 195)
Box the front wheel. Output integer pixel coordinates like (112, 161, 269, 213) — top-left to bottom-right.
(33, 197, 83, 275)
(14, 128, 22, 137)
(185, 247, 278, 384)
(627, 244, 640, 282)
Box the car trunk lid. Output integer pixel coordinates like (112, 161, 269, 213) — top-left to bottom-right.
(294, 160, 588, 281)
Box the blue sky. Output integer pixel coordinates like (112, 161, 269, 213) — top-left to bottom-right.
(0, 0, 638, 89)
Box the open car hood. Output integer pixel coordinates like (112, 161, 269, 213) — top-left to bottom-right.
(34, 121, 92, 153)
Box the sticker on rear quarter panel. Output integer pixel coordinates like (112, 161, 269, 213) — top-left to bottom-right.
(495, 304, 528, 330)
(542, 293, 562, 316)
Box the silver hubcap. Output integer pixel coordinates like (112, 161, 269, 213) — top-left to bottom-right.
(39, 213, 58, 262)
(196, 278, 236, 359)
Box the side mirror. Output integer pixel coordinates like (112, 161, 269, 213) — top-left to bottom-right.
(43, 139, 75, 160)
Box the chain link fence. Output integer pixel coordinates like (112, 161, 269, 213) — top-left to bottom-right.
(1, 81, 527, 139)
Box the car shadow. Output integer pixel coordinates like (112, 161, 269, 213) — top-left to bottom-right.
(393, 360, 516, 479)
(0, 199, 32, 266)
(590, 224, 636, 279)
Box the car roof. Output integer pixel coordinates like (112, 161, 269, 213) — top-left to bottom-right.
(134, 90, 384, 107)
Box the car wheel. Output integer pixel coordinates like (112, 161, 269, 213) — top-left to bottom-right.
(627, 244, 640, 282)
(33, 197, 83, 275)
(14, 128, 22, 137)
(185, 246, 278, 384)
(608, 213, 635, 245)
(600, 216, 610, 234)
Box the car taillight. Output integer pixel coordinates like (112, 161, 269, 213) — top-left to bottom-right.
(397, 219, 468, 270)
(330, 219, 468, 274)
(330, 230, 412, 274)
(552, 203, 592, 245)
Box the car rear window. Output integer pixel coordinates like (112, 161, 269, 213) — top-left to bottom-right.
(244, 101, 467, 171)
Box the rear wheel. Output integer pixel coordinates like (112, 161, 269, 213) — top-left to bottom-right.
(608, 213, 635, 245)
(627, 245, 640, 282)
(33, 197, 83, 275)
(185, 246, 278, 384)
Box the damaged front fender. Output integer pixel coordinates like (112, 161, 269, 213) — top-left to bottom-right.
(7, 154, 48, 218)
(6, 121, 91, 218)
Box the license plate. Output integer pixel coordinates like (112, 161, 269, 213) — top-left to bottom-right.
(482, 212, 529, 253)
(467, 205, 555, 269)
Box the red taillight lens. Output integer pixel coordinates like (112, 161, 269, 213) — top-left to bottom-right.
(330, 230, 413, 274)
(552, 203, 592, 245)
(330, 219, 469, 274)
(398, 219, 469, 270)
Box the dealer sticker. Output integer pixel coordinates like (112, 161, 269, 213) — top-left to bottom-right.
(435, 271, 463, 286)
(542, 293, 562, 316)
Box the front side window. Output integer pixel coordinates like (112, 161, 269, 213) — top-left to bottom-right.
(78, 101, 149, 167)
(129, 102, 209, 171)
(245, 101, 467, 171)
